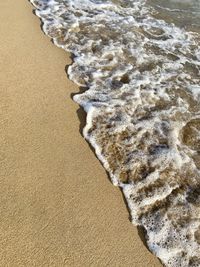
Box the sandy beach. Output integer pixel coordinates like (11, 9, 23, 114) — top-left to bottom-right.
(0, 0, 162, 266)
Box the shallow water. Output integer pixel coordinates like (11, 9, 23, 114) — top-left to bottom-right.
(148, 0, 200, 32)
(30, 0, 200, 266)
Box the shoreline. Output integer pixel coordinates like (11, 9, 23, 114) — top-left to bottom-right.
(0, 0, 162, 266)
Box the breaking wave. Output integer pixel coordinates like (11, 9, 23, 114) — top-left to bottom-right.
(30, 0, 200, 266)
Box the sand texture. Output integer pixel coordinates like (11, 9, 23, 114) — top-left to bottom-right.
(0, 0, 162, 266)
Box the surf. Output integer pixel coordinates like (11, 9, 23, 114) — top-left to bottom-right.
(30, 1, 200, 266)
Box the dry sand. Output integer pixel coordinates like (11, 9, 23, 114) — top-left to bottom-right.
(0, 0, 162, 266)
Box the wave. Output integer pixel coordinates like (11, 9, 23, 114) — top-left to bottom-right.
(29, 0, 200, 266)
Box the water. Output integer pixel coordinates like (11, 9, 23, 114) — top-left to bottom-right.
(148, 0, 200, 32)
(30, 0, 200, 266)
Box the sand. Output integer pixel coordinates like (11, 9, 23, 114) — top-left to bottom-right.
(0, 0, 162, 266)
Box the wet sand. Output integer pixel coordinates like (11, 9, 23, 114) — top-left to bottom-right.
(0, 0, 162, 266)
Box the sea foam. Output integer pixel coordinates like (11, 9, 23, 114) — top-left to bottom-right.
(30, 0, 200, 266)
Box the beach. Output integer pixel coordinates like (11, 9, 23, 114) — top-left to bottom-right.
(0, 0, 162, 266)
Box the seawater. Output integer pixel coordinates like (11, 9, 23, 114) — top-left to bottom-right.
(30, 0, 200, 266)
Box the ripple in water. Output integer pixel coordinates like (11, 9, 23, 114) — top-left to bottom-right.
(30, 0, 200, 266)
(148, 0, 200, 33)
